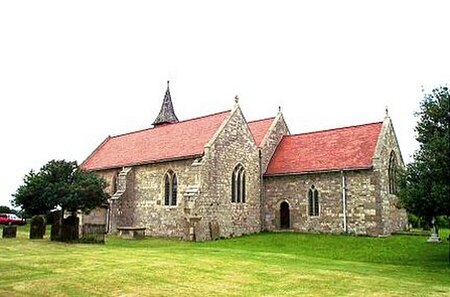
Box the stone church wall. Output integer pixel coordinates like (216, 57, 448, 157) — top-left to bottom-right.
(131, 159, 198, 239)
(264, 169, 383, 236)
(259, 115, 289, 173)
(82, 168, 117, 230)
(372, 117, 409, 234)
(195, 107, 261, 240)
(82, 160, 199, 239)
(258, 114, 289, 230)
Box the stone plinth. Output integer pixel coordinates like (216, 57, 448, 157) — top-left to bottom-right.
(117, 227, 146, 239)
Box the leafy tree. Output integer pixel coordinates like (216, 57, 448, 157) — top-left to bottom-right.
(398, 86, 450, 230)
(12, 160, 109, 216)
(0, 205, 12, 213)
(0, 206, 22, 216)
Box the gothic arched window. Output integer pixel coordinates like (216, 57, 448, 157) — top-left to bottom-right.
(308, 185, 320, 216)
(231, 164, 246, 203)
(388, 151, 397, 194)
(164, 170, 177, 206)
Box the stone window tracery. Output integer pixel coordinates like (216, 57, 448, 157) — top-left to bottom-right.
(388, 151, 397, 194)
(164, 170, 177, 206)
(231, 164, 246, 203)
(308, 185, 319, 216)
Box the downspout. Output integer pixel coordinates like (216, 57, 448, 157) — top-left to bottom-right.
(341, 170, 347, 233)
(259, 149, 264, 231)
(106, 201, 111, 233)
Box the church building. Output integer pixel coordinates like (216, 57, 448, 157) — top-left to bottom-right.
(81, 82, 408, 240)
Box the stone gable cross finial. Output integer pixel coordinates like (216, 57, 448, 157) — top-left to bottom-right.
(385, 106, 389, 117)
(234, 95, 239, 104)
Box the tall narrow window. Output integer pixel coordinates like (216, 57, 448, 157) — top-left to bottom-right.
(231, 170, 236, 203)
(236, 168, 241, 203)
(388, 151, 397, 194)
(231, 164, 246, 203)
(172, 174, 177, 205)
(164, 170, 177, 206)
(308, 185, 320, 216)
(241, 172, 246, 203)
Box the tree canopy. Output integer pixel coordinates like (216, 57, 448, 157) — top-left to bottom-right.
(0, 205, 14, 214)
(12, 160, 109, 216)
(397, 86, 450, 226)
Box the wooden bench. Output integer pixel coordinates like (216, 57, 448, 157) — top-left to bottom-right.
(117, 226, 146, 239)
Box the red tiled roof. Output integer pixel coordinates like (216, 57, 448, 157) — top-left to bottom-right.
(265, 122, 383, 175)
(81, 111, 231, 171)
(248, 117, 275, 146)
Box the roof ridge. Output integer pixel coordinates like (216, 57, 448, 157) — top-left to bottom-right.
(248, 116, 276, 124)
(174, 110, 231, 125)
(286, 121, 383, 138)
(111, 110, 231, 138)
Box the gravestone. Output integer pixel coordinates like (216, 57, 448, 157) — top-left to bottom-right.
(209, 221, 220, 240)
(427, 218, 441, 243)
(50, 211, 62, 241)
(61, 215, 79, 242)
(30, 215, 46, 239)
(80, 224, 106, 244)
(2, 226, 17, 238)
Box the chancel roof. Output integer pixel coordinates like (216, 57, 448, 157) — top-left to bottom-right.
(248, 117, 275, 146)
(266, 122, 383, 175)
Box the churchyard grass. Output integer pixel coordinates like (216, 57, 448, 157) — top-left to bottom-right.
(0, 226, 449, 296)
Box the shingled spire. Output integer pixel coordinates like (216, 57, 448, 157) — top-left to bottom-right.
(152, 81, 179, 126)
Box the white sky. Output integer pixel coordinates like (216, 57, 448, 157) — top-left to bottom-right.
(1, 1, 449, 208)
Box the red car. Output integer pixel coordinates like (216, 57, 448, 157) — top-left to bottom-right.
(0, 213, 26, 225)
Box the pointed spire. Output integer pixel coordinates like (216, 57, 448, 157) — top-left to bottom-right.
(152, 81, 179, 126)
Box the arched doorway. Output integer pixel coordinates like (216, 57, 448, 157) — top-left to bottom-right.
(280, 201, 290, 229)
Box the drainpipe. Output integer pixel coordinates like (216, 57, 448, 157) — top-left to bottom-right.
(259, 149, 264, 231)
(341, 170, 347, 233)
(106, 200, 111, 233)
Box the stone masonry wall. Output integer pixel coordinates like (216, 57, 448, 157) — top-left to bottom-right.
(259, 113, 289, 230)
(260, 114, 289, 173)
(196, 106, 261, 240)
(82, 207, 107, 225)
(372, 117, 408, 234)
(131, 159, 198, 239)
(82, 168, 118, 230)
(264, 169, 383, 236)
(85, 159, 203, 239)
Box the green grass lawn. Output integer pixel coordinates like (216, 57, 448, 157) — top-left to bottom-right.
(1, 226, 449, 296)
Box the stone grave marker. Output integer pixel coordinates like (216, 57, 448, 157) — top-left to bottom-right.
(30, 215, 46, 239)
(50, 210, 62, 241)
(2, 226, 17, 238)
(61, 215, 79, 242)
(209, 221, 220, 240)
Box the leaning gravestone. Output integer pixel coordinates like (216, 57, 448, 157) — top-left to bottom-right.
(30, 215, 46, 239)
(2, 226, 17, 238)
